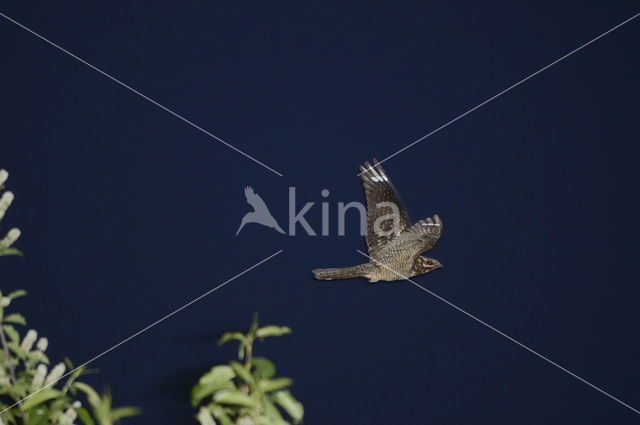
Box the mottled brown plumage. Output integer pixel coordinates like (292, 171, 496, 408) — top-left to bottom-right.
(313, 159, 443, 282)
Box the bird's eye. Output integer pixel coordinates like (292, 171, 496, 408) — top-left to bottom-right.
(426, 260, 433, 266)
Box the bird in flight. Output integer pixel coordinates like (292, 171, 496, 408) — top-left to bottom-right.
(236, 186, 285, 235)
(313, 159, 443, 282)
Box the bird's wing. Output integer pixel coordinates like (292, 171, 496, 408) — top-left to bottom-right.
(359, 158, 412, 254)
(396, 214, 443, 258)
(244, 186, 269, 211)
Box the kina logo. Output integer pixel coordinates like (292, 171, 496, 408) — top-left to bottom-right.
(236, 186, 286, 235)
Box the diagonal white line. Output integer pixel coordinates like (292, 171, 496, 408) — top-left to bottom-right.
(358, 11, 640, 175)
(0, 11, 283, 177)
(356, 250, 640, 415)
(0, 249, 284, 415)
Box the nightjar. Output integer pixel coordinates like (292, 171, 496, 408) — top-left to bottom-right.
(313, 159, 443, 282)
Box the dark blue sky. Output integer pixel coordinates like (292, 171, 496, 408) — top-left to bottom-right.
(1, 1, 639, 424)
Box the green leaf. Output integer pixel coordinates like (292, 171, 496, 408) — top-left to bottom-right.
(73, 382, 101, 407)
(262, 399, 285, 421)
(198, 365, 235, 386)
(88, 391, 112, 425)
(8, 341, 27, 359)
(110, 406, 140, 421)
(7, 290, 27, 300)
(27, 350, 49, 366)
(191, 380, 236, 406)
(256, 326, 291, 338)
(76, 407, 95, 425)
(218, 332, 247, 345)
(251, 357, 276, 380)
(273, 391, 303, 422)
(219, 332, 249, 359)
(191, 365, 237, 406)
(61, 366, 86, 394)
(0, 247, 22, 257)
(63, 357, 75, 370)
(11, 378, 31, 398)
(0, 408, 15, 425)
(207, 403, 235, 425)
(229, 361, 254, 386)
(24, 405, 49, 425)
(48, 397, 69, 413)
(3, 324, 19, 343)
(259, 378, 292, 393)
(213, 390, 255, 407)
(4, 313, 26, 325)
(20, 388, 63, 411)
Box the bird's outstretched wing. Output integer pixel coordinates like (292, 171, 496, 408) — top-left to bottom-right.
(244, 186, 269, 211)
(359, 158, 412, 254)
(396, 214, 443, 258)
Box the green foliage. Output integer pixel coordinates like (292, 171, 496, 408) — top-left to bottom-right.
(0, 291, 140, 425)
(0, 169, 137, 424)
(192, 318, 303, 425)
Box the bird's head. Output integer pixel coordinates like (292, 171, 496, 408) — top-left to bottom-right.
(413, 256, 443, 275)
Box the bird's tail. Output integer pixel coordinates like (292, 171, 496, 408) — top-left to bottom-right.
(272, 222, 286, 234)
(236, 216, 248, 235)
(312, 264, 372, 280)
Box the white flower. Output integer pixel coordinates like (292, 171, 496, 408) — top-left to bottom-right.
(36, 337, 48, 352)
(197, 407, 217, 425)
(72, 400, 81, 408)
(0, 191, 14, 221)
(31, 364, 48, 392)
(0, 297, 10, 307)
(44, 362, 66, 387)
(0, 170, 7, 186)
(0, 228, 21, 248)
(59, 407, 77, 425)
(20, 329, 38, 352)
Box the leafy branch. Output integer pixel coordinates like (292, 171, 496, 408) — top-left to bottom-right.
(192, 317, 303, 425)
(0, 168, 138, 424)
(0, 290, 140, 425)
